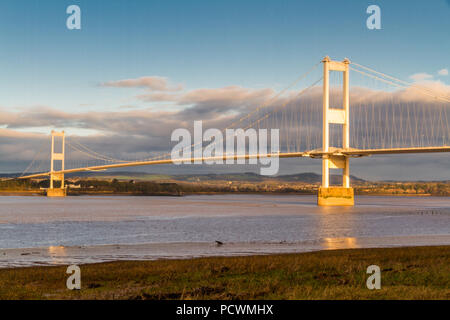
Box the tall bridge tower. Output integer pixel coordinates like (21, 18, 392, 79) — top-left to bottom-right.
(47, 130, 66, 197)
(318, 57, 354, 206)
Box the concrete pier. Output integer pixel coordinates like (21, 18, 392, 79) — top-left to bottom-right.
(317, 187, 354, 206)
(46, 188, 66, 197)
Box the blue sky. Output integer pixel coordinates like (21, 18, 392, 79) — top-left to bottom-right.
(0, 0, 449, 179)
(0, 0, 448, 112)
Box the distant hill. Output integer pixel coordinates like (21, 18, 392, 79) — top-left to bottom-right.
(276, 172, 365, 184)
(2, 170, 448, 183)
(0, 171, 365, 184)
(168, 172, 365, 184)
(0, 173, 21, 178)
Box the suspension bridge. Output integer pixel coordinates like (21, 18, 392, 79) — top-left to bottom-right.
(15, 57, 450, 205)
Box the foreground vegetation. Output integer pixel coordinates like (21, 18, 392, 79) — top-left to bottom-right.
(0, 246, 448, 299)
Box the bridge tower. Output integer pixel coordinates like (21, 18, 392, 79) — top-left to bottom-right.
(47, 130, 67, 197)
(318, 57, 354, 206)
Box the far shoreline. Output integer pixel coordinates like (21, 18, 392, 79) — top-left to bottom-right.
(0, 190, 441, 197)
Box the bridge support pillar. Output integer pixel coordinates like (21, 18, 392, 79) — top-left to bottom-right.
(47, 130, 66, 197)
(318, 187, 354, 206)
(47, 188, 67, 197)
(318, 57, 354, 206)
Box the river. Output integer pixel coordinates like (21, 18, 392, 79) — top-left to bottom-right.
(0, 195, 449, 267)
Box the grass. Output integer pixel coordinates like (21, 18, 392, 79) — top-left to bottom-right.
(0, 246, 448, 300)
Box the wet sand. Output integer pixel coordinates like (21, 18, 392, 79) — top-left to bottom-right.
(1, 234, 449, 268)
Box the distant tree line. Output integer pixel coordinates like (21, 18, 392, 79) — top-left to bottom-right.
(71, 179, 184, 196)
(0, 178, 448, 196)
(0, 179, 40, 191)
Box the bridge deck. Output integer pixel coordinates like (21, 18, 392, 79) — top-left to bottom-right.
(17, 146, 450, 180)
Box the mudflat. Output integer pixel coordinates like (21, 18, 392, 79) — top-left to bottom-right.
(0, 246, 448, 300)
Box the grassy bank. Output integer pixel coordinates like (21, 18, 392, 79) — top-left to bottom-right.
(0, 246, 448, 300)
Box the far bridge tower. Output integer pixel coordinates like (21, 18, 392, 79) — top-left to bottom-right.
(47, 130, 66, 197)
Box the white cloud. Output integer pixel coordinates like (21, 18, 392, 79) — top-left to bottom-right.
(409, 73, 433, 82)
(0, 76, 449, 167)
(101, 76, 183, 92)
(437, 68, 448, 76)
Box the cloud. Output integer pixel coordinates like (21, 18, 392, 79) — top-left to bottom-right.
(137, 92, 181, 102)
(2, 80, 448, 138)
(138, 85, 274, 104)
(101, 76, 183, 92)
(409, 72, 433, 82)
(0, 77, 449, 179)
(395, 80, 450, 102)
(179, 86, 274, 105)
(137, 86, 275, 122)
(438, 68, 448, 76)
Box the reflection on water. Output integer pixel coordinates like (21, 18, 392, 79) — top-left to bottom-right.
(48, 245, 67, 264)
(323, 237, 359, 250)
(48, 246, 66, 255)
(315, 204, 358, 246)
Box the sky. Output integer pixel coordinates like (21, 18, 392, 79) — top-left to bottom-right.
(0, 0, 449, 180)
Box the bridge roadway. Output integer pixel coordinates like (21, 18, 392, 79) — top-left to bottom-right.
(18, 146, 450, 180)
